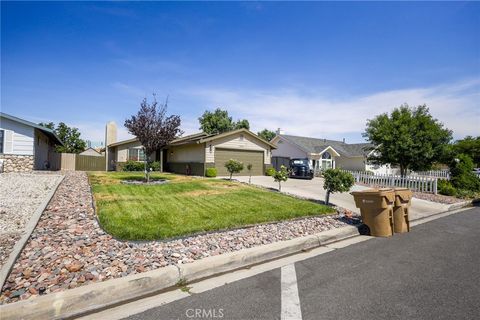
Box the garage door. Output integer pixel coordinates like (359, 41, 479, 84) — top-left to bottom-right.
(215, 148, 264, 176)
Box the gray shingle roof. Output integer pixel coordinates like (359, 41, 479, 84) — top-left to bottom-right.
(281, 134, 373, 157)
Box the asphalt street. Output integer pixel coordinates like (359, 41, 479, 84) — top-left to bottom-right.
(124, 207, 480, 320)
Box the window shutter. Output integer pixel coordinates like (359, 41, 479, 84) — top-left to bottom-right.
(4, 130, 13, 153)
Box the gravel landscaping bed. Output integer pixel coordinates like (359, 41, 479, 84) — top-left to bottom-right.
(412, 192, 466, 204)
(0, 171, 358, 304)
(0, 173, 63, 268)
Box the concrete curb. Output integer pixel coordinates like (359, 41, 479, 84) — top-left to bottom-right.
(447, 199, 475, 211)
(0, 174, 64, 290)
(0, 225, 359, 320)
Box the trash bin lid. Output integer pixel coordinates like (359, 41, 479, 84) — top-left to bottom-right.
(394, 188, 413, 201)
(351, 188, 395, 201)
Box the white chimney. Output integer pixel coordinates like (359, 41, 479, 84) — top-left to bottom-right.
(105, 121, 117, 171)
(276, 128, 285, 135)
(105, 121, 117, 146)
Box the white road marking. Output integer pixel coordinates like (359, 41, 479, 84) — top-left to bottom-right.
(281, 263, 303, 320)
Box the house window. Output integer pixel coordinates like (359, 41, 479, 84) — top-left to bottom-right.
(128, 148, 146, 161)
(321, 151, 333, 170)
(0, 130, 4, 153)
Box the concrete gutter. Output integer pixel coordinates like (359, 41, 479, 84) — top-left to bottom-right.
(447, 199, 476, 211)
(0, 225, 360, 320)
(0, 175, 64, 289)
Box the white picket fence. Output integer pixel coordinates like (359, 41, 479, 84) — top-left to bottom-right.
(344, 171, 438, 194)
(410, 169, 450, 180)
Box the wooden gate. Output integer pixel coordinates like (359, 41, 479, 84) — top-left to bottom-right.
(75, 155, 106, 171)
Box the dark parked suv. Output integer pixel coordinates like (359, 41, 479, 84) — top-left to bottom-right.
(289, 158, 314, 180)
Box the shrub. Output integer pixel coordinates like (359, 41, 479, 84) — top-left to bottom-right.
(205, 167, 217, 177)
(454, 188, 478, 199)
(224, 159, 244, 180)
(272, 165, 289, 191)
(150, 161, 161, 171)
(323, 169, 355, 205)
(123, 160, 145, 172)
(449, 154, 480, 192)
(438, 179, 456, 196)
(265, 167, 276, 176)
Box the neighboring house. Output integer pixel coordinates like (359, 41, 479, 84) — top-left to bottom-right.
(0, 112, 63, 172)
(106, 128, 276, 176)
(271, 133, 393, 174)
(79, 147, 104, 157)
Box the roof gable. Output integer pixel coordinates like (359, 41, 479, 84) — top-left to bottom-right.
(1, 112, 64, 146)
(108, 129, 276, 149)
(199, 128, 277, 149)
(280, 134, 371, 157)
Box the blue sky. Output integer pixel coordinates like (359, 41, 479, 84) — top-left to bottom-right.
(2, 1, 479, 144)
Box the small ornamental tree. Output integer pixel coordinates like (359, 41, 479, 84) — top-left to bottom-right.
(247, 163, 253, 184)
(125, 95, 183, 182)
(323, 169, 355, 205)
(273, 165, 289, 192)
(225, 159, 244, 180)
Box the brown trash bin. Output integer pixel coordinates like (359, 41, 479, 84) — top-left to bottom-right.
(393, 188, 413, 233)
(351, 188, 395, 237)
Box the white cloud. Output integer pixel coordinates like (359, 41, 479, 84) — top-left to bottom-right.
(186, 78, 480, 141)
(75, 78, 479, 144)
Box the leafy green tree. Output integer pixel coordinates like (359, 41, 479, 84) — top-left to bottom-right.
(225, 159, 244, 180)
(199, 108, 249, 134)
(451, 136, 480, 167)
(322, 169, 355, 205)
(234, 119, 250, 130)
(39, 122, 87, 153)
(449, 154, 480, 192)
(257, 129, 276, 142)
(273, 165, 289, 191)
(363, 104, 452, 177)
(125, 95, 183, 182)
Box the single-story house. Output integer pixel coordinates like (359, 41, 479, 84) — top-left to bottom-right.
(0, 112, 63, 172)
(271, 133, 393, 174)
(106, 128, 276, 176)
(79, 147, 104, 157)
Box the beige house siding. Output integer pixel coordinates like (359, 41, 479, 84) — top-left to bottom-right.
(115, 140, 143, 162)
(167, 143, 205, 163)
(205, 132, 271, 164)
(335, 156, 366, 171)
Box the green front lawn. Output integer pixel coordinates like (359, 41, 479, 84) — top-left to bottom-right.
(89, 172, 335, 240)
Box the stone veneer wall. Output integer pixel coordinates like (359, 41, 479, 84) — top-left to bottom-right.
(0, 155, 35, 172)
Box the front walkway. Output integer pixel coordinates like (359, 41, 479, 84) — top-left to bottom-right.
(229, 176, 450, 220)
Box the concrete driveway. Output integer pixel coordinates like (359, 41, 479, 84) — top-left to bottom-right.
(229, 176, 450, 220)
